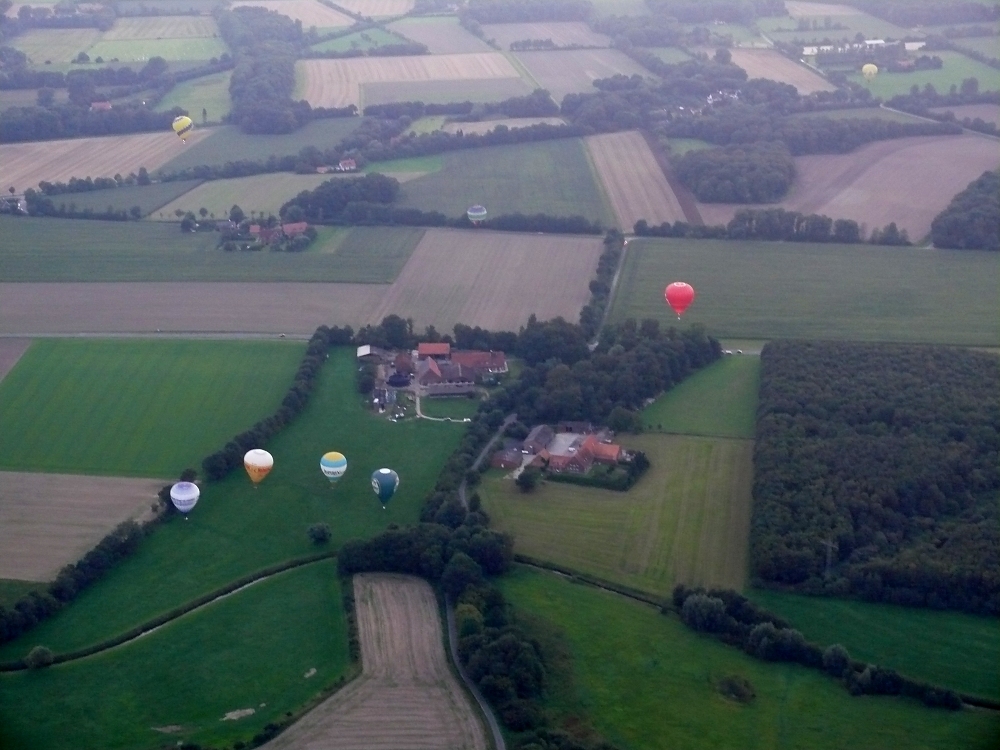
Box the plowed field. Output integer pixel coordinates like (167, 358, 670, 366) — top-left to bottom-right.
(296, 54, 520, 108)
(231, 0, 353, 27)
(585, 130, 687, 229)
(365, 228, 603, 331)
(729, 48, 836, 94)
(263, 574, 488, 750)
(1, 129, 212, 191)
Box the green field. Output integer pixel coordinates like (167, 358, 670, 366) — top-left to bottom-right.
(747, 590, 1000, 702)
(49, 179, 203, 216)
(405, 115, 447, 135)
(0, 216, 419, 282)
(789, 106, 925, 123)
(758, 12, 910, 45)
(843, 51, 1000, 98)
(480, 433, 754, 595)
(395, 138, 615, 224)
(642, 355, 760, 438)
(502, 566, 1000, 750)
(86, 36, 229, 63)
(151, 172, 338, 221)
(609, 238, 1000, 345)
(9, 28, 103, 64)
(954, 36, 1000, 59)
(665, 137, 713, 155)
(0, 88, 69, 110)
(366, 154, 443, 174)
(0, 348, 463, 661)
(309, 27, 406, 53)
(157, 118, 364, 174)
(0, 339, 303, 477)
(649, 46, 692, 63)
(155, 70, 232, 122)
(0, 559, 349, 750)
(361, 77, 535, 108)
(420, 395, 482, 420)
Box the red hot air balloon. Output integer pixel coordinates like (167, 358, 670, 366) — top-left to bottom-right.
(664, 282, 695, 318)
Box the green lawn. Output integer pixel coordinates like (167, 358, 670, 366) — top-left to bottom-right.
(0, 348, 463, 660)
(0, 559, 350, 750)
(155, 70, 232, 122)
(502, 567, 1000, 750)
(157, 118, 364, 174)
(609, 237, 1000, 346)
(396, 138, 615, 224)
(366, 154, 443, 174)
(0, 217, 416, 282)
(665, 137, 713, 155)
(953, 36, 1000, 59)
(0, 339, 303, 477)
(151, 172, 338, 221)
(649, 46, 692, 63)
(481, 433, 754, 595)
(843, 51, 1000, 98)
(48, 180, 203, 216)
(643, 355, 760, 438)
(420, 395, 482, 420)
(747, 589, 1000, 702)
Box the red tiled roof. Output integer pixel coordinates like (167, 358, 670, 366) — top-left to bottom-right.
(452, 350, 506, 370)
(418, 342, 451, 357)
(282, 221, 308, 235)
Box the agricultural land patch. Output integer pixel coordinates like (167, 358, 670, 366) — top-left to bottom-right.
(481, 21, 611, 50)
(155, 70, 232, 122)
(333, 0, 414, 16)
(263, 574, 488, 750)
(728, 49, 836, 95)
(929, 103, 1000, 127)
(514, 48, 653, 104)
(365, 228, 603, 332)
(585, 130, 687, 229)
(441, 116, 565, 134)
(785, 1, 859, 17)
(0, 339, 31, 383)
(152, 172, 340, 220)
(0, 471, 162, 582)
(231, 0, 353, 28)
(50, 179, 203, 217)
(387, 16, 493, 54)
(1, 129, 212, 191)
(482, 434, 754, 595)
(845, 51, 1000, 98)
(87, 36, 228, 63)
(9, 28, 102, 64)
(101, 16, 219, 40)
(362, 77, 533, 107)
(695, 134, 1000, 241)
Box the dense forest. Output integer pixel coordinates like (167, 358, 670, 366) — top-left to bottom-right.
(752, 341, 1000, 615)
(674, 141, 795, 203)
(930, 170, 1000, 251)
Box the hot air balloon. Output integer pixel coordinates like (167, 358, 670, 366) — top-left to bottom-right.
(664, 281, 695, 318)
(170, 481, 200, 515)
(244, 449, 274, 486)
(862, 63, 878, 81)
(172, 115, 194, 142)
(320, 452, 347, 484)
(371, 468, 399, 508)
(467, 205, 487, 225)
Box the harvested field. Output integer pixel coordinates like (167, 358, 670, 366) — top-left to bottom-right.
(442, 116, 564, 134)
(9, 28, 102, 64)
(0, 282, 387, 334)
(387, 16, 492, 54)
(514, 49, 653, 104)
(930, 103, 1000, 127)
(263, 573, 488, 750)
(695, 133, 1000, 241)
(101, 16, 218, 39)
(366, 228, 602, 331)
(1, 129, 212, 191)
(296, 54, 521, 108)
(481, 21, 611, 49)
(585, 130, 687, 229)
(785, 1, 859, 16)
(231, 0, 353, 27)
(0, 471, 161, 581)
(152, 172, 338, 220)
(729, 48, 835, 94)
(363, 77, 532, 107)
(0, 339, 30, 383)
(334, 0, 413, 15)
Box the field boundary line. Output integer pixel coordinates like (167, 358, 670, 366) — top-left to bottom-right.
(640, 130, 703, 225)
(502, 50, 543, 90)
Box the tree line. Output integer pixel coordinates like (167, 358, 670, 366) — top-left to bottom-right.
(752, 340, 1000, 615)
(930, 170, 999, 251)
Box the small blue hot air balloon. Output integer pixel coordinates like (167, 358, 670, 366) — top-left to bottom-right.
(371, 468, 399, 508)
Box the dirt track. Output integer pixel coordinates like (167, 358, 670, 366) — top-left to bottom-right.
(0, 471, 162, 582)
(264, 574, 488, 750)
(0, 339, 30, 383)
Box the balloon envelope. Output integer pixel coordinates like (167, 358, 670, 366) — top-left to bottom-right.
(172, 115, 193, 141)
(371, 468, 399, 505)
(170, 481, 200, 513)
(244, 449, 274, 484)
(862, 63, 878, 80)
(664, 281, 695, 317)
(320, 451, 347, 483)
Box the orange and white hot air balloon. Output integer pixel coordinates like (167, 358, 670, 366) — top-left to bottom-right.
(244, 449, 273, 486)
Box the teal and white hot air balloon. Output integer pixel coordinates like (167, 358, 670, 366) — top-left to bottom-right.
(320, 451, 347, 484)
(371, 468, 399, 508)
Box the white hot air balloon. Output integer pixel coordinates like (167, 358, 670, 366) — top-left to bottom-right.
(170, 481, 200, 515)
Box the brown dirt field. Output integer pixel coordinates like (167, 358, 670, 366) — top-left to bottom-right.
(482, 21, 611, 49)
(728, 48, 836, 95)
(263, 573, 488, 750)
(0, 471, 162, 582)
(585, 130, 688, 229)
(365, 228, 603, 331)
(334, 0, 413, 15)
(231, 0, 353, 27)
(696, 133, 1000, 241)
(0, 129, 212, 192)
(387, 18, 493, 55)
(0, 339, 31, 383)
(0, 282, 387, 334)
(297, 54, 521, 108)
(930, 103, 1000, 127)
(785, 1, 859, 17)
(515, 49, 652, 104)
(442, 116, 565, 134)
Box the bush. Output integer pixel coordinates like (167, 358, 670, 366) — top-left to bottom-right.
(307, 523, 332, 545)
(24, 645, 54, 669)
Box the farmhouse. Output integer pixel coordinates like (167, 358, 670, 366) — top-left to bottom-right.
(518, 424, 624, 475)
(417, 342, 451, 360)
(248, 221, 310, 244)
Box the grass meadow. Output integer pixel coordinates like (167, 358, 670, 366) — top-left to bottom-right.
(758, 12, 910, 45)
(48, 179, 203, 216)
(419, 395, 481, 420)
(642, 355, 760, 438)
(157, 118, 363, 174)
(362, 77, 534, 108)
(0, 348, 463, 660)
(747, 589, 1000, 702)
(86, 36, 228, 63)
(789, 106, 926, 123)
(844, 51, 1000, 98)
(0, 217, 418, 282)
(502, 567, 1000, 750)
(151, 172, 337, 220)
(309, 27, 403, 52)
(480, 433, 754, 595)
(395, 138, 615, 224)
(10, 28, 103, 64)
(0, 339, 303, 477)
(155, 70, 232, 122)
(0, 559, 350, 750)
(609, 238, 1000, 345)
(649, 46, 692, 63)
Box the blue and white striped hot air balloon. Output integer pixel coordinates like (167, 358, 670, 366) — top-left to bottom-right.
(320, 452, 347, 484)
